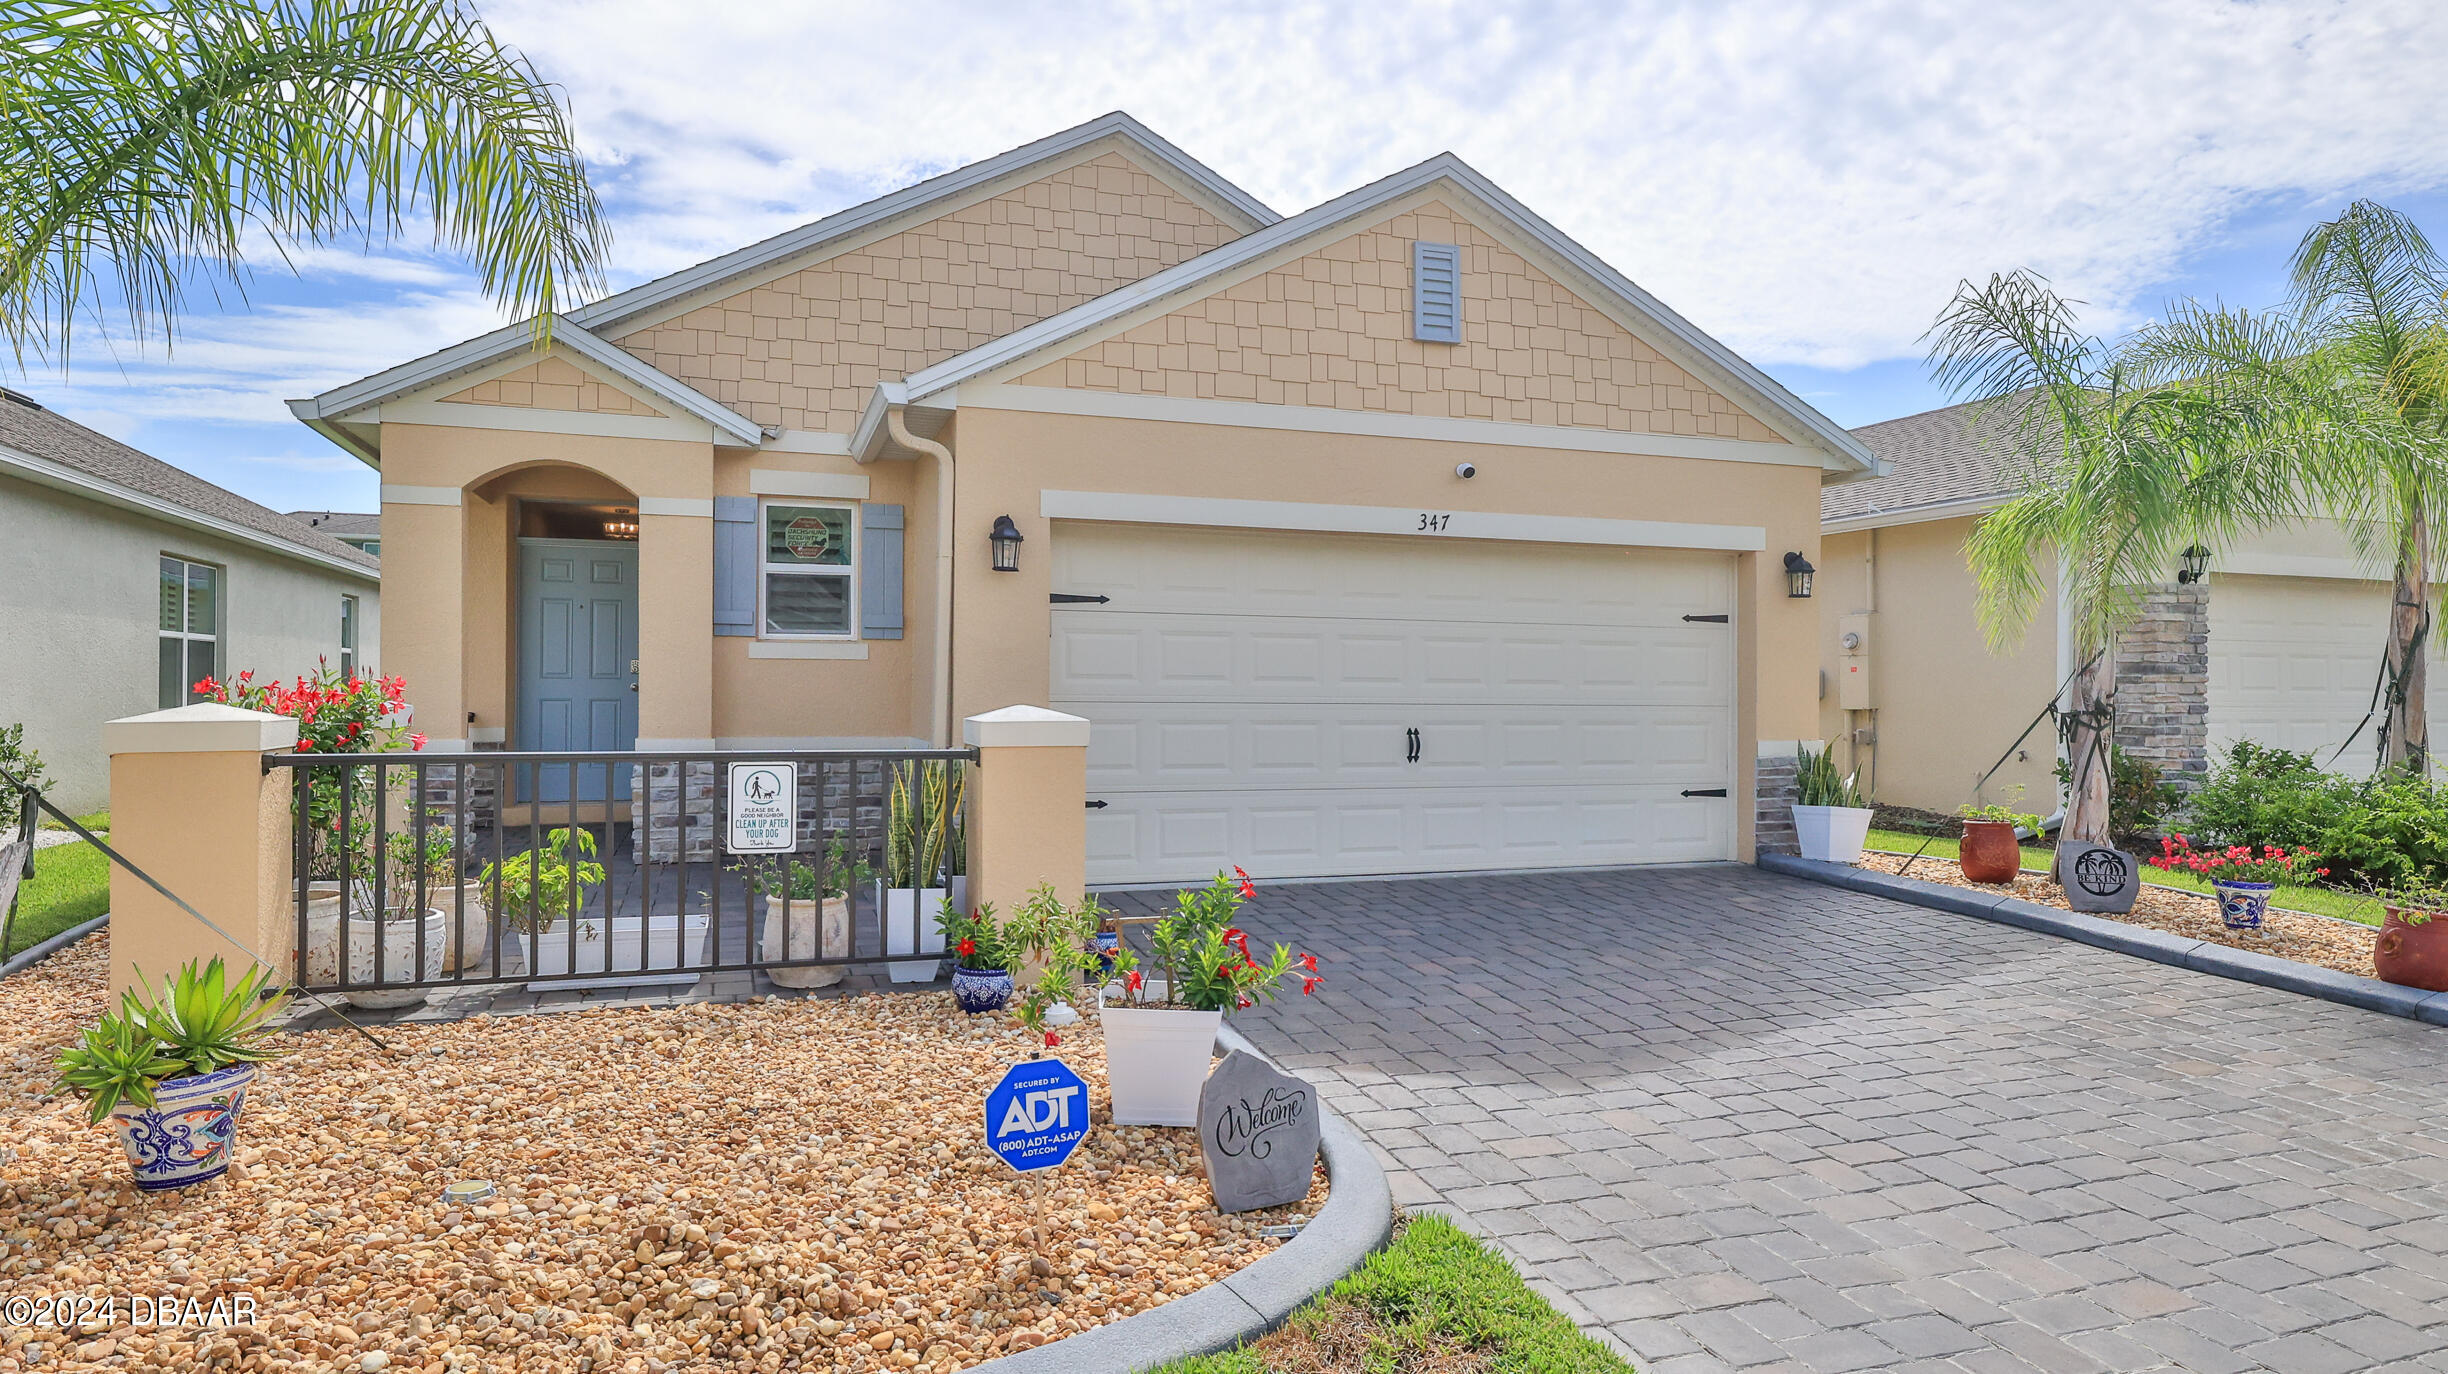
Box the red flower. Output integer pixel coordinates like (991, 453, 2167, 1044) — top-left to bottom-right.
(1234, 865, 1257, 899)
(1301, 976, 1322, 996)
(1298, 952, 1318, 972)
(409, 732, 428, 752)
(1125, 970, 1144, 994)
(1044, 1031, 1060, 1049)
(957, 938, 977, 958)
(1236, 995, 1253, 1010)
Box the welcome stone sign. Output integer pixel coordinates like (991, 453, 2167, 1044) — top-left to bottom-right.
(1197, 1050, 1321, 1214)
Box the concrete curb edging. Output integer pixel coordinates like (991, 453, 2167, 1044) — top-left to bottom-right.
(968, 1025, 1394, 1374)
(1758, 853, 2448, 1027)
(0, 914, 106, 980)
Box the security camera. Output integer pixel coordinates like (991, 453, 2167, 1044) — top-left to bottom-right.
(1454, 462, 1477, 480)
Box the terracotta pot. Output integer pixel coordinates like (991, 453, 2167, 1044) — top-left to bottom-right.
(2376, 907, 2448, 992)
(1959, 821, 2022, 885)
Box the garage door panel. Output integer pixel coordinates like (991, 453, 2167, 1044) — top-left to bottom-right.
(1054, 522, 1736, 883)
(2209, 573, 2448, 765)
(1055, 614, 1732, 704)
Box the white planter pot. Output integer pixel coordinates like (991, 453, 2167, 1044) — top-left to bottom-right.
(1101, 1002, 1224, 1127)
(885, 887, 947, 983)
(1792, 804, 1874, 864)
(525, 913, 711, 991)
(759, 895, 849, 989)
(301, 883, 496, 983)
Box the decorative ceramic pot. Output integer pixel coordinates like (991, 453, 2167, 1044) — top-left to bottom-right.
(758, 895, 849, 989)
(302, 883, 496, 980)
(1102, 1001, 1224, 1127)
(112, 1063, 255, 1191)
(1792, 804, 1874, 864)
(1092, 929, 1121, 976)
(951, 965, 1014, 1014)
(2376, 907, 2448, 991)
(2213, 880, 2274, 931)
(1958, 821, 2022, 884)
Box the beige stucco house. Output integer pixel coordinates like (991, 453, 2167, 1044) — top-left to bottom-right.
(291, 113, 1877, 884)
(1818, 397, 2448, 818)
(0, 391, 380, 812)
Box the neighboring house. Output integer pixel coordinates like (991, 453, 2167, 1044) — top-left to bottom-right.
(290, 112, 1878, 883)
(288, 509, 381, 558)
(0, 389, 381, 812)
(1817, 397, 2446, 816)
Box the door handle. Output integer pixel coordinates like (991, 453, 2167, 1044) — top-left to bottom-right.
(1406, 727, 1421, 764)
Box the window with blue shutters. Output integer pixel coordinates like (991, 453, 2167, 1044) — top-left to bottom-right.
(1412, 241, 1461, 343)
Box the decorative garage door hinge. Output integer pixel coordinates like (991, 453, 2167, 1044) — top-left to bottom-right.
(1682, 613, 1729, 623)
(1680, 788, 1728, 797)
(1050, 593, 1111, 604)
(1084, 799, 1108, 809)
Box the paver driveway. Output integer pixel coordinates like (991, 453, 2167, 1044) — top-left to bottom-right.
(1108, 864, 2448, 1374)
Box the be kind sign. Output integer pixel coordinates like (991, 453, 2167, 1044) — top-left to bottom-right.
(984, 1058, 1089, 1173)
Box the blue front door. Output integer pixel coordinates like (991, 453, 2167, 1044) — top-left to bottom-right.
(518, 539, 639, 802)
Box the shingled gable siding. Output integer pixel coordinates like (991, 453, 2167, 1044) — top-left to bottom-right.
(610, 152, 1240, 435)
(439, 356, 671, 418)
(1019, 199, 1785, 442)
(2113, 584, 2211, 792)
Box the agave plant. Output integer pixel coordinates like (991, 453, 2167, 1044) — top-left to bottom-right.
(884, 761, 968, 890)
(54, 958, 286, 1124)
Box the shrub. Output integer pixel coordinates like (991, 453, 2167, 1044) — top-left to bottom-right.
(2181, 741, 2448, 887)
(2054, 746, 2182, 849)
(0, 722, 47, 795)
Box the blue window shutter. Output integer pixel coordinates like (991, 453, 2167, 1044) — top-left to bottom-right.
(861, 504, 905, 641)
(713, 496, 757, 637)
(1412, 241, 1461, 343)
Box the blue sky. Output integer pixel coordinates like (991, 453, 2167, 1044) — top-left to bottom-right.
(14, 0, 2448, 515)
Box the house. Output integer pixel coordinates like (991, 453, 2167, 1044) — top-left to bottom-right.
(1817, 396, 2446, 816)
(0, 389, 381, 812)
(287, 510, 381, 558)
(289, 112, 1877, 883)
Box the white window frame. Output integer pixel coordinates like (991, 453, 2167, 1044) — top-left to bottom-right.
(757, 498, 858, 640)
(340, 594, 360, 676)
(158, 554, 222, 708)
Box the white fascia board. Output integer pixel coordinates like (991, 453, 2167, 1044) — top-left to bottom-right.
(850, 381, 908, 460)
(295, 317, 763, 448)
(903, 152, 1879, 477)
(0, 443, 380, 583)
(287, 402, 383, 469)
(567, 113, 1277, 338)
(1820, 490, 2016, 535)
(1040, 489, 1767, 552)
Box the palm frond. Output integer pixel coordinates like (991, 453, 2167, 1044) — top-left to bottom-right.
(0, 0, 606, 364)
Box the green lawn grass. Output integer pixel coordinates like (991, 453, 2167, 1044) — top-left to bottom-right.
(1864, 827, 2384, 928)
(1153, 1213, 1634, 1374)
(4, 839, 109, 959)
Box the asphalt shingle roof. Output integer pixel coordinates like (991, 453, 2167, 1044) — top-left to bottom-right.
(286, 509, 381, 540)
(1824, 395, 2043, 524)
(0, 390, 378, 573)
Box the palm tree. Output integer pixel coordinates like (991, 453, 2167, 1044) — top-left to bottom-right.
(1927, 271, 2302, 859)
(0, 0, 606, 364)
(2127, 202, 2448, 774)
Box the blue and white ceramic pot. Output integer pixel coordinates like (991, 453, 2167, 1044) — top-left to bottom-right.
(2214, 880, 2275, 931)
(951, 965, 1014, 1015)
(111, 1063, 256, 1191)
(1093, 930, 1121, 976)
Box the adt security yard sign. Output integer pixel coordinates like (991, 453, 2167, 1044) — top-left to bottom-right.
(725, 762, 795, 854)
(984, 1058, 1089, 1173)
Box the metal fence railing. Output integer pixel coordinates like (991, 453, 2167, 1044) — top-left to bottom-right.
(268, 748, 974, 998)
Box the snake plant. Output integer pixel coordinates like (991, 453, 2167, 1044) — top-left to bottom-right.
(885, 760, 968, 890)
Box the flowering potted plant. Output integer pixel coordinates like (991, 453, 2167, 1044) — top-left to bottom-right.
(1101, 867, 1321, 1127)
(54, 958, 284, 1191)
(1792, 744, 1873, 863)
(2367, 884, 2448, 992)
(737, 838, 872, 990)
(2148, 836, 2327, 930)
(1957, 797, 2041, 885)
(937, 896, 1017, 1014)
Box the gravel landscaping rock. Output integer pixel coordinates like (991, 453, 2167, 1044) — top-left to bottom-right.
(1, 933, 1325, 1372)
(1858, 851, 2379, 978)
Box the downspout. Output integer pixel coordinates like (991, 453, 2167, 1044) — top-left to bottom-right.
(883, 408, 957, 748)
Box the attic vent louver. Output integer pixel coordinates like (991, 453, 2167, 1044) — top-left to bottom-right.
(1411, 241, 1461, 343)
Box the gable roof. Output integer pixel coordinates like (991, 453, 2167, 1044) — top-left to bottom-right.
(290, 113, 1275, 465)
(0, 390, 379, 579)
(884, 151, 1879, 476)
(1822, 395, 2044, 530)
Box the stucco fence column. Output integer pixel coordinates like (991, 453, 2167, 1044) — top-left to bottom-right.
(103, 704, 299, 999)
(962, 707, 1089, 921)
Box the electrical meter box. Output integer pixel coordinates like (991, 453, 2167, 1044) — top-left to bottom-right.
(1837, 613, 1874, 710)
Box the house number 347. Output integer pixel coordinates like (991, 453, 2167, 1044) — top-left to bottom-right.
(1416, 512, 1453, 533)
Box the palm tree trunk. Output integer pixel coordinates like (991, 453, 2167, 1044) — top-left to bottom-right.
(2384, 518, 2430, 774)
(2056, 647, 2114, 878)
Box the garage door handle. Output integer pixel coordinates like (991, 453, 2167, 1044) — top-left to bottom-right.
(1406, 727, 1421, 763)
(1680, 788, 1728, 797)
(1085, 799, 1108, 809)
(1683, 614, 1729, 624)
(1050, 593, 1111, 604)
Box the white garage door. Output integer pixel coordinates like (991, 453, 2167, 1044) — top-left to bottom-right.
(2207, 573, 2448, 768)
(1050, 522, 1738, 885)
